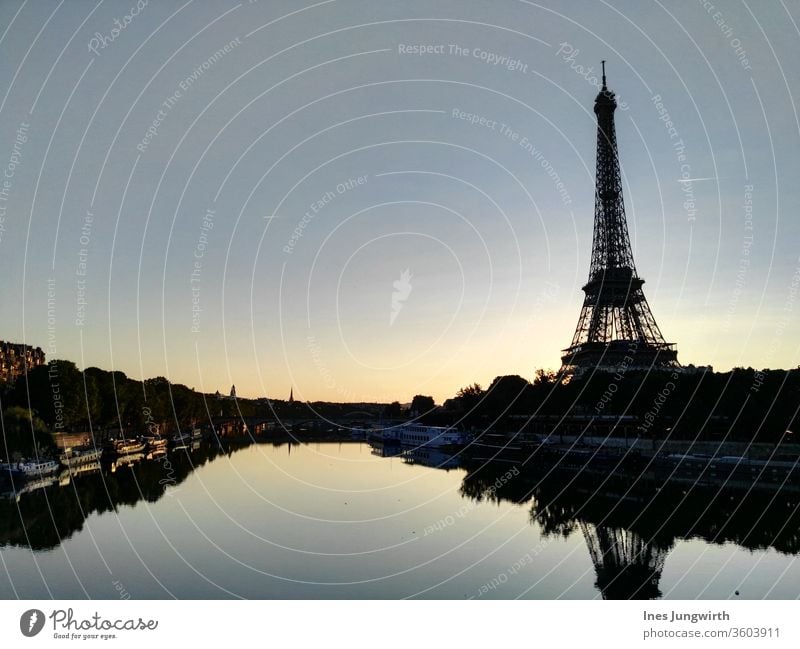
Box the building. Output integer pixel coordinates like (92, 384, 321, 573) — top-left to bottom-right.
(0, 341, 46, 383)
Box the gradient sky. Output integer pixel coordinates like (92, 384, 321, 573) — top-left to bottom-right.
(1, 0, 798, 403)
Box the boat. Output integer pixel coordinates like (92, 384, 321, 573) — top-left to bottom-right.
(170, 431, 191, 448)
(466, 433, 534, 463)
(391, 423, 470, 449)
(368, 440, 403, 458)
(142, 435, 168, 452)
(0, 459, 61, 480)
(148, 447, 168, 460)
(351, 425, 395, 443)
(105, 438, 146, 456)
(109, 452, 145, 472)
(59, 445, 103, 467)
(62, 460, 101, 478)
(2, 474, 60, 501)
(402, 447, 461, 469)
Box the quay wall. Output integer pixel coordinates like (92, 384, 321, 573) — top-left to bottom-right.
(542, 434, 800, 460)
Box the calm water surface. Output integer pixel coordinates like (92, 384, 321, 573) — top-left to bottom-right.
(1, 441, 798, 599)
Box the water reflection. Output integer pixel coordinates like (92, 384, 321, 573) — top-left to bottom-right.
(401, 445, 462, 470)
(460, 455, 800, 598)
(0, 438, 251, 551)
(2, 437, 799, 599)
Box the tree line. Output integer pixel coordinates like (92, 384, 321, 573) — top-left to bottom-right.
(1, 360, 263, 457)
(438, 367, 800, 442)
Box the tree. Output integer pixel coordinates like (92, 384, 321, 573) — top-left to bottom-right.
(483, 375, 533, 416)
(457, 383, 484, 411)
(382, 401, 402, 418)
(458, 383, 483, 398)
(14, 360, 97, 431)
(533, 369, 559, 386)
(1, 405, 53, 458)
(85, 367, 128, 427)
(410, 395, 435, 415)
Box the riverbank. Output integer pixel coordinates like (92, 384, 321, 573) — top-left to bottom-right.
(536, 433, 800, 461)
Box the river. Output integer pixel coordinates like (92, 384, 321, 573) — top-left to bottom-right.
(1, 441, 798, 599)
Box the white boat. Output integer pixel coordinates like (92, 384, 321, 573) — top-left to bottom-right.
(391, 423, 469, 449)
(0, 459, 61, 480)
(402, 447, 461, 469)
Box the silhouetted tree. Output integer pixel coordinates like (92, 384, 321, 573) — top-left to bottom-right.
(483, 375, 533, 416)
(457, 383, 483, 405)
(382, 401, 402, 418)
(533, 368, 559, 386)
(13, 360, 97, 431)
(85, 367, 128, 427)
(410, 395, 435, 415)
(1, 405, 53, 458)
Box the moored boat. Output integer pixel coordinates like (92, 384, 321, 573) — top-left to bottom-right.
(142, 435, 168, 452)
(109, 452, 145, 472)
(368, 440, 403, 458)
(350, 428, 368, 440)
(170, 431, 191, 448)
(2, 473, 60, 500)
(465, 434, 534, 463)
(105, 438, 146, 456)
(402, 447, 461, 469)
(63, 460, 102, 477)
(0, 458, 61, 480)
(60, 445, 103, 467)
(351, 425, 396, 443)
(392, 423, 469, 449)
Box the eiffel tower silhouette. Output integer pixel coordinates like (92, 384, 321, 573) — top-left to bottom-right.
(562, 63, 678, 375)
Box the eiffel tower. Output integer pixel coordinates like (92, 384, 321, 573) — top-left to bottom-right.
(561, 63, 678, 375)
(580, 522, 671, 599)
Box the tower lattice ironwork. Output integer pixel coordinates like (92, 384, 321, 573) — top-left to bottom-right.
(562, 63, 678, 374)
(580, 522, 670, 599)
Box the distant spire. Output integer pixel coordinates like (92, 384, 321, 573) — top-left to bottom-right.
(230, 384, 236, 398)
(601, 60, 607, 90)
(289, 387, 294, 403)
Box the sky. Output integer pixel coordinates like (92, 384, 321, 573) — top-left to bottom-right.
(0, 0, 798, 403)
